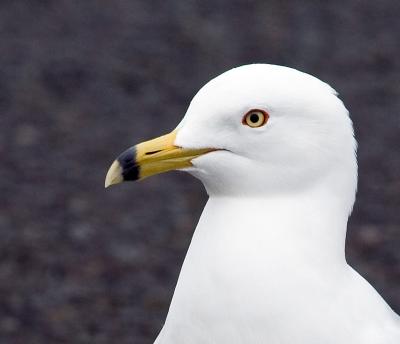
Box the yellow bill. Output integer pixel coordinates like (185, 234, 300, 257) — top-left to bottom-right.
(105, 130, 214, 188)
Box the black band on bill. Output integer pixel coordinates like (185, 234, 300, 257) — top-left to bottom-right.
(117, 147, 140, 181)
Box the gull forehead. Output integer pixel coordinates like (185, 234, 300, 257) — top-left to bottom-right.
(185, 64, 339, 117)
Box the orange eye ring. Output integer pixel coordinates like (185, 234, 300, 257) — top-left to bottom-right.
(242, 109, 269, 128)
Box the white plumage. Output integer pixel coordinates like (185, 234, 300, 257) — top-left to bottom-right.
(151, 65, 399, 343)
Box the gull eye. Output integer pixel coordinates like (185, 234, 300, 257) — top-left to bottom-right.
(242, 109, 268, 128)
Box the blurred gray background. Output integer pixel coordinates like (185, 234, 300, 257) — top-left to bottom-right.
(1, 1, 399, 343)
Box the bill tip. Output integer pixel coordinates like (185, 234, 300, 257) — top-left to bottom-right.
(105, 160, 123, 188)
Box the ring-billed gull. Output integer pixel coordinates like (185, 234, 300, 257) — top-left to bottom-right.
(105, 64, 400, 344)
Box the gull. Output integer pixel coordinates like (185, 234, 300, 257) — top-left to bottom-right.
(105, 64, 400, 344)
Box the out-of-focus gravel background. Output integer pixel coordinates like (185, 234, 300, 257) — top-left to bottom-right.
(0, 1, 399, 343)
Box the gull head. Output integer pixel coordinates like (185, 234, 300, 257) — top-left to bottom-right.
(105, 64, 357, 210)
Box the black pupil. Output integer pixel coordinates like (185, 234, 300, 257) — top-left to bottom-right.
(249, 113, 260, 123)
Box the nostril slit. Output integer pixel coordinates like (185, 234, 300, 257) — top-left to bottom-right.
(145, 150, 162, 155)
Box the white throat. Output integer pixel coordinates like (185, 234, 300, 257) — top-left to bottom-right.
(196, 185, 350, 271)
(159, 183, 354, 343)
